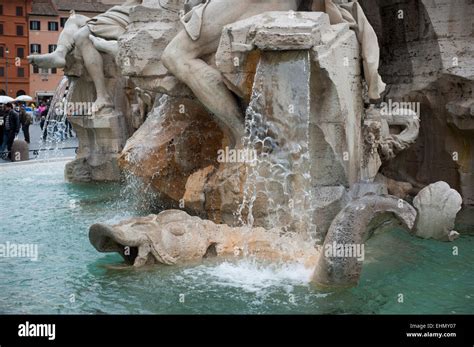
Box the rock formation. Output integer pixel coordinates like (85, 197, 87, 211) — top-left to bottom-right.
(118, 95, 224, 204)
(360, 0, 474, 206)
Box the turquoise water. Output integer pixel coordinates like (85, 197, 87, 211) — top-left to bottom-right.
(0, 160, 473, 314)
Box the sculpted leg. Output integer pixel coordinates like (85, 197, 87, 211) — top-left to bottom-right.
(163, 31, 245, 147)
(74, 27, 113, 112)
(28, 14, 89, 68)
(162, 0, 299, 147)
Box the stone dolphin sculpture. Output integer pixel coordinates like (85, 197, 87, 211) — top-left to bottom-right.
(89, 195, 417, 289)
(90, 210, 319, 268)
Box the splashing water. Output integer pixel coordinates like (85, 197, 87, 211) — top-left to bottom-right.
(116, 168, 164, 216)
(36, 77, 76, 160)
(182, 259, 314, 294)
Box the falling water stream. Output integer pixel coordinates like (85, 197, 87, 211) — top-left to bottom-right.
(237, 52, 315, 238)
(36, 77, 76, 160)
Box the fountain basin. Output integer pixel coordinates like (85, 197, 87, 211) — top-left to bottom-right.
(1, 160, 473, 314)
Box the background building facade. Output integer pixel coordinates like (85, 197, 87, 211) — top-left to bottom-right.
(29, 0, 111, 102)
(0, 0, 113, 99)
(0, 0, 33, 97)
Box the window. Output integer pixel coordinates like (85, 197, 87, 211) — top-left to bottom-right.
(33, 65, 39, 74)
(17, 47, 25, 58)
(16, 7, 23, 16)
(51, 68, 57, 74)
(0, 23, 3, 35)
(0, 46, 4, 58)
(48, 44, 57, 53)
(48, 22, 59, 31)
(0, 5, 3, 15)
(30, 21, 41, 31)
(17, 67, 25, 78)
(60, 17, 68, 28)
(16, 25, 24, 36)
(0, 67, 4, 77)
(30, 44, 41, 54)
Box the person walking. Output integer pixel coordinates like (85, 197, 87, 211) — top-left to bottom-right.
(36, 102, 46, 124)
(3, 103, 20, 161)
(19, 104, 32, 143)
(65, 118, 74, 138)
(40, 105, 50, 141)
(0, 105, 6, 154)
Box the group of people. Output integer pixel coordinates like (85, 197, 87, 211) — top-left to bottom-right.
(0, 103, 32, 160)
(0, 101, 52, 160)
(0, 99, 77, 161)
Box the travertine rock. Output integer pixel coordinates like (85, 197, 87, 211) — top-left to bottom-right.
(216, 11, 330, 101)
(118, 95, 224, 204)
(376, 174, 413, 200)
(67, 111, 128, 182)
(183, 165, 215, 214)
(211, 12, 365, 234)
(64, 158, 92, 183)
(204, 163, 247, 226)
(117, 0, 189, 95)
(413, 181, 462, 241)
(361, 0, 473, 205)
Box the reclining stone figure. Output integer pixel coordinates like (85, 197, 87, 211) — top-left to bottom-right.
(28, 0, 143, 113)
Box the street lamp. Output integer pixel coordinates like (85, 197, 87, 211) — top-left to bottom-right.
(5, 47, 9, 96)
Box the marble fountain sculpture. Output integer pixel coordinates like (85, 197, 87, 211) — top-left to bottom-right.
(29, 0, 467, 289)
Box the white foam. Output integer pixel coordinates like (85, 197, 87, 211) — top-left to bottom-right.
(182, 259, 314, 293)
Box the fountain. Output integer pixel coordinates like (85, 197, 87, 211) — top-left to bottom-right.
(25, 0, 472, 293)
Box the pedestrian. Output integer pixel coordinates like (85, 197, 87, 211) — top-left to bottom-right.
(19, 104, 32, 143)
(36, 102, 46, 123)
(65, 118, 74, 138)
(3, 103, 20, 161)
(0, 105, 6, 154)
(40, 105, 49, 141)
(40, 105, 48, 130)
